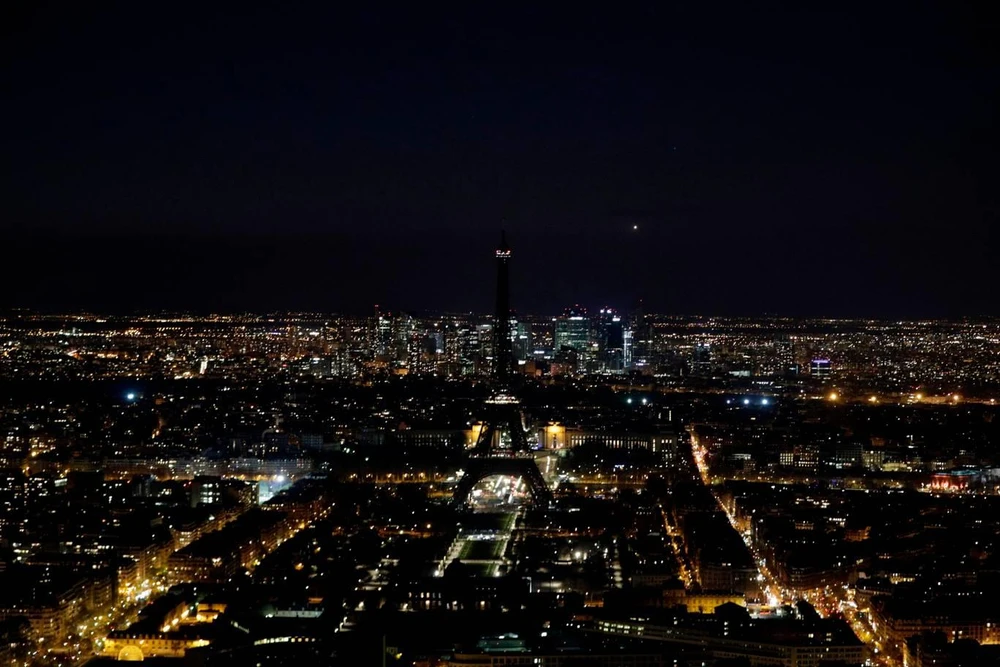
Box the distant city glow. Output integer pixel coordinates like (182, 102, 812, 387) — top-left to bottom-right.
(3, 231, 998, 665)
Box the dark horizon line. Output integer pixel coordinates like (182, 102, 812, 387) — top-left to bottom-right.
(2, 307, 998, 323)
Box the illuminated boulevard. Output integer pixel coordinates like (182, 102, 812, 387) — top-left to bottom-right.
(691, 431, 895, 667)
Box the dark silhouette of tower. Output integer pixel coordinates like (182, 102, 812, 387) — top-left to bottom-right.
(454, 233, 551, 506)
(493, 232, 513, 387)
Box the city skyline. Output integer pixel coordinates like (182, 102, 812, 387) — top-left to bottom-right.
(2, 5, 999, 666)
(1, 218, 999, 667)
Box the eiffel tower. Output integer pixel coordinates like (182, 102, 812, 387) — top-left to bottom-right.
(453, 233, 552, 506)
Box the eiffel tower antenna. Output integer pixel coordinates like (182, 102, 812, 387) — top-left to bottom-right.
(493, 230, 513, 388)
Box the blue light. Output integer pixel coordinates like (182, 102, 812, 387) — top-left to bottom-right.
(126, 392, 136, 401)
(761, 398, 769, 406)
(743, 398, 750, 406)
(627, 398, 633, 405)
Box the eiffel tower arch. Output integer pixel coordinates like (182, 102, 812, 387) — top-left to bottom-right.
(455, 455, 551, 506)
(453, 233, 552, 507)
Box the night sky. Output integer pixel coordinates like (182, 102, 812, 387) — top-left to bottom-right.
(2, 3, 997, 316)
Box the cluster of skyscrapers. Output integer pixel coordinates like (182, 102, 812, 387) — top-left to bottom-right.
(369, 304, 644, 377)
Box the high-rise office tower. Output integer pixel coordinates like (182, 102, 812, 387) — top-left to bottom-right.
(623, 327, 634, 368)
(554, 305, 591, 371)
(629, 300, 652, 371)
(373, 306, 393, 358)
(513, 321, 532, 363)
(595, 308, 625, 373)
(692, 342, 712, 375)
(810, 358, 833, 379)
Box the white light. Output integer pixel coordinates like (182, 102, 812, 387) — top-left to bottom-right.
(126, 393, 136, 401)
(761, 398, 769, 405)
(743, 398, 750, 405)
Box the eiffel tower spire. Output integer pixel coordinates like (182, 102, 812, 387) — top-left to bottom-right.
(493, 231, 513, 387)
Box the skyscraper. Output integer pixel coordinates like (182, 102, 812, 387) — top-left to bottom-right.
(810, 358, 833, 379)
(554, 306, 591, 372)
(513, 320, 532, 363)
(595, 307, 625, 373)
(628, 301, 652, 371)
(692, 343, 712, 376)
